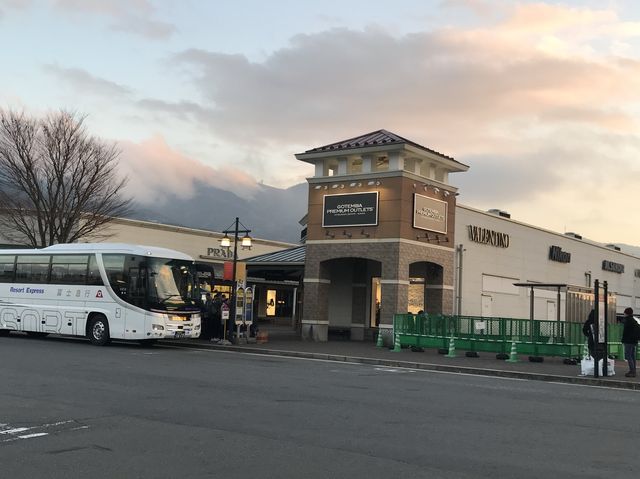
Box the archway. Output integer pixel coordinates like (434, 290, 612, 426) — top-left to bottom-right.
(408, 261, 444, 315)
(320, 257, 382, 340)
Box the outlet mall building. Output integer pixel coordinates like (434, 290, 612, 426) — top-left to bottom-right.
(3, 130, 639, 340)
(250, 130, 640, 341)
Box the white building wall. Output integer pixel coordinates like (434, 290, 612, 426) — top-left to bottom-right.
(455, 205, 640, 319)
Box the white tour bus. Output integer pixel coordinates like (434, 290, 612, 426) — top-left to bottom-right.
(0, 243, 201, 345)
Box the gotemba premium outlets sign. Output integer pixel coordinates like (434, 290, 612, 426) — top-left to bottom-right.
(322, 191, 378, 227)
(413, 194, 448, 234)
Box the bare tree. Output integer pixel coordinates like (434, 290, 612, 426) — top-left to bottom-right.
(0, 109, 132, 247)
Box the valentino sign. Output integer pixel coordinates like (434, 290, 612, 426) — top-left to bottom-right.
(413, 194, 447, 234)
(467, 225, 510, 248)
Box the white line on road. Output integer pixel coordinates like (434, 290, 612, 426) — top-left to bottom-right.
(0, 420, 87, 444)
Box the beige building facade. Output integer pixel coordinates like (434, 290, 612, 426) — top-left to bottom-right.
(97, 217, 295, 277)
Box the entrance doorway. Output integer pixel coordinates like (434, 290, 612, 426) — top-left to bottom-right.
(370, 277, 381, 327)
(408, 261, 445, 315)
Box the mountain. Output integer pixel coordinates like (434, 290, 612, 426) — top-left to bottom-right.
(615, 244, 640, 258)
(129, 181, 308, 244)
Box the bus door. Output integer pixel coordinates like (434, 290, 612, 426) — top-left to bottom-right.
(122, 265, 147, 339)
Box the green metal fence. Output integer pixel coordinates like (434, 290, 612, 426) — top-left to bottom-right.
(393, 314, 628, 358)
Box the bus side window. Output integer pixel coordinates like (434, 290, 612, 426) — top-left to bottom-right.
(87, 255, 103, 286)
(15, 255, 51, 283)
(102, 254, 128, 298)
(0, 255, 16, 282)
(51, 255, 89, 285)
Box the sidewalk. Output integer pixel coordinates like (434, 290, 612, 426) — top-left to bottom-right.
(160, 327, 640, 391)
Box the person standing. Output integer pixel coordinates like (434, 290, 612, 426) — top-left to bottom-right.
(201, 292, 213, 340)
(582, 309, 595, 358)
(620, 307, 639, 378)
(210, 292, 222, 343)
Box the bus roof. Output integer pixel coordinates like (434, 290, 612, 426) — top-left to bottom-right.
(0, 243, 195, 261)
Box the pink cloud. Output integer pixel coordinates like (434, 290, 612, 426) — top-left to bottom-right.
(118, 136, 258, 204)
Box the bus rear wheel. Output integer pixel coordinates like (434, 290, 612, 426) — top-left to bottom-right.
(88, 315, 110, 346)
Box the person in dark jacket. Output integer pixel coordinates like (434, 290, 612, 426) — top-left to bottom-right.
(620, 307, 639, 377)
(201, 292, 212, 340)
(582, 309, 595, 358)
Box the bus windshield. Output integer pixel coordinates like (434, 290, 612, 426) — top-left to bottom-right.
(147, 257, 197, 310)
(103, 254, 197, 311)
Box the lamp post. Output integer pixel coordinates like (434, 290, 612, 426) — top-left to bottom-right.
(220, 217, 252, 342)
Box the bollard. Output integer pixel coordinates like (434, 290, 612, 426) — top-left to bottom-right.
(376, 330, 384, 348)
(505, 341, 519, 362)
(444, 336, 456, 358)
(391, 333, 401, 352)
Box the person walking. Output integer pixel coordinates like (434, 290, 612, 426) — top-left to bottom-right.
(620, 307, 639, 378)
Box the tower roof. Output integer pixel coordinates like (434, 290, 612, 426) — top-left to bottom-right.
(301, 129, 457, 162)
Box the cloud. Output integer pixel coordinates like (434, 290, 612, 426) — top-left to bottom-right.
(165, 17, 640, 151)
(53, 0, 175, 39)
(44, 64, 133, 98)
(117, 135, 259, 204)
(0, 0, 32, 19)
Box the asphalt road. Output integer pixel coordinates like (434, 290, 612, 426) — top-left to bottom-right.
(1, 334, 639, 479)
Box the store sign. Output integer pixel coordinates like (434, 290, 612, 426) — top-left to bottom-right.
(413, 194, 447, 234)
(206, 247, 232, 258)
(602, 260, 624, 274)
(322, 192, 378, 227)
(467, 225, 510, 248)
(549, 245, 571, 263)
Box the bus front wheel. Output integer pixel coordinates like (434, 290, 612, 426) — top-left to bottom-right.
(0, 329, 10, 336)
(88, 315, 110, 346)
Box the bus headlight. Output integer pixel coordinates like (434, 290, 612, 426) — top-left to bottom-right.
(152, 324, 165, 331)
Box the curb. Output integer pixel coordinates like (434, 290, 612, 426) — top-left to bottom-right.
(159, 340, 640, 391)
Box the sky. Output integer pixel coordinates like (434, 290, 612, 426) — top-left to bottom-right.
(1, 0, 640, 245)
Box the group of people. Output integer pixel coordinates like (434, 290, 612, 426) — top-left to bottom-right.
(199, 291, 232, 344)
(583, 307, 640, 378)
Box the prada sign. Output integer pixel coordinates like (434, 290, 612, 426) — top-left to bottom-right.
(413, 194, 447, 234)
(323, 192, 378, 227)
(549, 245, 571, 263)
(206, 247, 232, 258)
(602, 260, 624, 274)
(467, 225, 510, 248)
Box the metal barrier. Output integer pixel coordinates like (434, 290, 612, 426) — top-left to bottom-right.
(393, 314, 627, 358)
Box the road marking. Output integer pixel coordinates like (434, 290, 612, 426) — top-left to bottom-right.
(18, 433, 48, 439)
(374, 367, 417, 373)
(0, 428, 30, 435)
(0, 420, 87, 444)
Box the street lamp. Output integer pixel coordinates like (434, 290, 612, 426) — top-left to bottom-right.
(220, 217, 252, 342)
